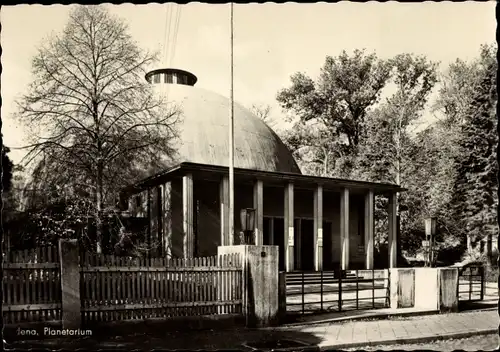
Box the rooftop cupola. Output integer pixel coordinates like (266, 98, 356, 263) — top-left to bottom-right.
(145, 68, 198, 86)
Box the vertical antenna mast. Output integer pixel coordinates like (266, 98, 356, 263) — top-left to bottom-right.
(229, 2, 235, 245)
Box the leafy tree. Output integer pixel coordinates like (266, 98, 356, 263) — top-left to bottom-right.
(15, 5, 179, 252)
(277, 49, 393, 177)
(453, 45, 497, 247)
(355, 54, 438, 254)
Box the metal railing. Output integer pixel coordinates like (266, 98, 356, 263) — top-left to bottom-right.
(458, 265, 485, 302)
(285, 269, 390, 315)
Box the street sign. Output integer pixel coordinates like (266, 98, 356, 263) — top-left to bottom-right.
(422, 240, 430, 247)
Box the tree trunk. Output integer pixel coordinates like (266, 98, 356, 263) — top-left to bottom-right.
(95, 161, 104, 254)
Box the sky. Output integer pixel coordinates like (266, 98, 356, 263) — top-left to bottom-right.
(1, 2, 496, 165)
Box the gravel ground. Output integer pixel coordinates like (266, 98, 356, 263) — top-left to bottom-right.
(343, 334, 499, 351)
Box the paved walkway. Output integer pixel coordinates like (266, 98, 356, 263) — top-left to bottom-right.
(282, 309, 499, 350)
(6, 309, 499, 350)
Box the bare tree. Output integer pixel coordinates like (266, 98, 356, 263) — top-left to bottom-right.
(250, 104, 272, 124)
(16, 6, 180, 252)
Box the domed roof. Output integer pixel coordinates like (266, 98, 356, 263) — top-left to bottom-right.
(148, 68, 301, 174)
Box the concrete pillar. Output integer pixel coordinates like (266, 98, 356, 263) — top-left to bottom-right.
(389, 268, 415, 309)
(340, 188, 350, 270)
(438, 267, 459, 312)
(388, 192, 397, 268)
(220, 175, 230, 246)
(162, 182, 173, 258)
(284, 183, 294, 272)
(183, 173, 194, 258)
(364, 190, 375, 270)
(147, 188, 152, 256)
(314, 185, 323, 271)
(59, 239, 81, 330)
(414, 268, 439, 310)
(253, 180, 264, 246)
(218, 245, 279, 327)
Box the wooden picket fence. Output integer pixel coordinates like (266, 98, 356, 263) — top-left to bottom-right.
(3, 247, 62, 324)
(80, 253, 243, 323)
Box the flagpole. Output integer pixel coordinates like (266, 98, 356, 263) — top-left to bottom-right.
(229, 2, 235, 245)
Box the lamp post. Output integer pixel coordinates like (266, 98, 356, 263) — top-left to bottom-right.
(240, 208, 256, 245)
(424, 217, 437, 267)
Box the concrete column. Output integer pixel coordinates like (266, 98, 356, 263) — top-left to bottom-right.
(162, 182, 173, 258)
(414, 268, 439, 310)
(147, 188, 152, 256)
(156, 186, 162, 256)
(218, 245, 279, 327)
(340, 188, 350, 270)
(183, 173, 194, 258)
(364, 190, 375, 270)
(220, 175, 230, 246)
(284, 183, 294, 272)
(253, 180, 264, 246)
(389, 268, 415, 309)
(59, 239, 80, 329)
(388, 192, 397, 268)
(314, 185, 323, 271)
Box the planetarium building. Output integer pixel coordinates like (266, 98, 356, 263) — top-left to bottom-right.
(121, 68, 403, 272)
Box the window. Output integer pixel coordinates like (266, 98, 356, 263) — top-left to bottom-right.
(153, 74, 160, 83)
(165, 73, 173, 83)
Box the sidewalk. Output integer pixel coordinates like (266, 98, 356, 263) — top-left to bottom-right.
(283, 309, 499, 350)
(6, 309, 499, 351)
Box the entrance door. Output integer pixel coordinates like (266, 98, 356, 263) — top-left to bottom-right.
(322, 221, 333, 270)
(300, 219, 315, 271)
(263, 217, 272, 245)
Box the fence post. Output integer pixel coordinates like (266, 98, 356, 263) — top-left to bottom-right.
(278, 271, 286, 323)
(59, 239, 81, 330)
(338, 269, 343, 312)
(480, 266, 485, 301)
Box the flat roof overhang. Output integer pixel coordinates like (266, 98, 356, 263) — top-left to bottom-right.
(121, 162, 406, 197)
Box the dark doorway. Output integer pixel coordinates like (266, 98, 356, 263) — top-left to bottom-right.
(322, 221, 333, 270)
(263, 217, 271, 245)
(274, 218, 285, 271)
(300, 219, 315, 271)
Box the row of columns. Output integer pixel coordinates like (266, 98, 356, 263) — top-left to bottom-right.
(217, 177, 397, 271)
(145, 175, 397, 269)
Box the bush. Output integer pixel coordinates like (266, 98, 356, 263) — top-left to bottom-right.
(485, 265, 499, 283)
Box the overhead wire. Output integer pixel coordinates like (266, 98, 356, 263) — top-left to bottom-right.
(169, 5, 182, 68)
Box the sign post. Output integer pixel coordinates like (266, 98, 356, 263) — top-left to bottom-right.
(424, 217, 436, 267)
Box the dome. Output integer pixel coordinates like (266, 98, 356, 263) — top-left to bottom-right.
(147, 68, 301, 174)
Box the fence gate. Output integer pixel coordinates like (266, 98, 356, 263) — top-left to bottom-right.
(285, 269, 390, 316)
(458, 264, 484, 302)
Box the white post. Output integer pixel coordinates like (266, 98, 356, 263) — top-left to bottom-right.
(228, 2, 235, 246)
(340, 188, 350, 270)
(183, 173, 194, 258)
(388, 192, 397, 268)
(314, 185, 323, 271)
(284, 183, 294, 272)
(364, 190, 374, 270)
(220, 175, 230, 246)
(253, 180, 264, 245)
